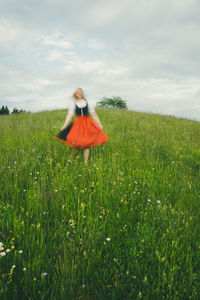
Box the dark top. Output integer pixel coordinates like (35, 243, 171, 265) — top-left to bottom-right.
(55, 101, 89, 141)
(75, 102, 89, 116)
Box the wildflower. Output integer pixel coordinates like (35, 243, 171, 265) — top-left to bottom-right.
(0, 252, 6, 256)
(23, 268, 26, 271)
(6, 249, 11, 252)
(157, 200, 161, 204)
(0, 242, 3, 247)
(11, 245, 15, 249)
(106, 237, 111, 241)
(0, 247, 4, 251)
(12, 265, 16, 268)
(19, 250, 23, 253)
(143, 275, 148, 282)
(138, 291, 142, 298)
(82, 284, 85, 288)
(42, 272, 48, 276)
(147, 199, 151, 203)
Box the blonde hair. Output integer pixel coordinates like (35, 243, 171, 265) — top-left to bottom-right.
(72, 87, 87, 103)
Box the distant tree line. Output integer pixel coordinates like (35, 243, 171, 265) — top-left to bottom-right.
(0, 105, 28, 115)
(96, 96, 128, 110)
(0, 96, 127, 115)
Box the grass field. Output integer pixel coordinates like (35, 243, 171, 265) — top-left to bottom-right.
(0, 108, 199, 299)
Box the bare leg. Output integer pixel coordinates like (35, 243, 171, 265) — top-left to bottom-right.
(83, 148, 90, 164)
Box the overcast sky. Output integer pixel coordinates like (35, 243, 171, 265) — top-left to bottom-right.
(1, 0, 200, 121)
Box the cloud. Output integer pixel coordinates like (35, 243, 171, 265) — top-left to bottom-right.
(0, 0, 200, 121)
(83, 0, 133, 28)
(43, 33, 73, 50)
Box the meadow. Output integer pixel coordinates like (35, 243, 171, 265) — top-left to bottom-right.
(0, 107, 199, 299)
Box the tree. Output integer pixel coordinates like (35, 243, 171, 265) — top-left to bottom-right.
(0, 105, 9, 115)
(11, 107, 26, 114)
(96, 96, 128, 110)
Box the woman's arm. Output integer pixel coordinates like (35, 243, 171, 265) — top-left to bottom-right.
(60, 103, 74, 131)
(88, 102, 103, 129)
(60, 111, 73, 130)
(90, 111, 103, 129)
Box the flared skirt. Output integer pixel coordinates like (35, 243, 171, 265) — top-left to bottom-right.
(54, 115, 109, 148)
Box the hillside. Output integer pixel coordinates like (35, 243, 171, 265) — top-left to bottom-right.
(0, 108, 199, 299)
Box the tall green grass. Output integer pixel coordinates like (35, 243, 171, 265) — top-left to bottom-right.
(0, 108, 199, 299)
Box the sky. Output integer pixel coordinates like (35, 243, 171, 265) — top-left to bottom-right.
(0, 0, 200, 122)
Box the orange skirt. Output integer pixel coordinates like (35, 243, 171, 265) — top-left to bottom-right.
(54, 115, 109, 149)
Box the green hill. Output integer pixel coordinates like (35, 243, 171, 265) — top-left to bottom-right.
(0, 108, 199, 299)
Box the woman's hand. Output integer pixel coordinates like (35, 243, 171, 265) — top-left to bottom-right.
(60, 125, 66, 131)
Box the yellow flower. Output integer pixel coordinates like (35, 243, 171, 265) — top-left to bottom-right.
(143, 275, 148, 282)
(161, 257, 166, 261)
(11, 245, 15, 249)
(138, 291, 142, 298)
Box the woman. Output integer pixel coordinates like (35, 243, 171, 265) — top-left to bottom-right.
(54, 87, 109, 164)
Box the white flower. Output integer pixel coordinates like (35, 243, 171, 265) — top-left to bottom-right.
(12, 265, 16, 268)
(106, 237, 111, 241)
(0, 242, 3, 247)
(19, 250, 23, 253)
(42, 272, 48, 276)
(0, 247, 4, 251)
(6, 249, 11, 252)
(157, 200, 161, 204)
(23, 267, 26, 271)
(147, 199, 151, 203)
(0, 252, 6, 256)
